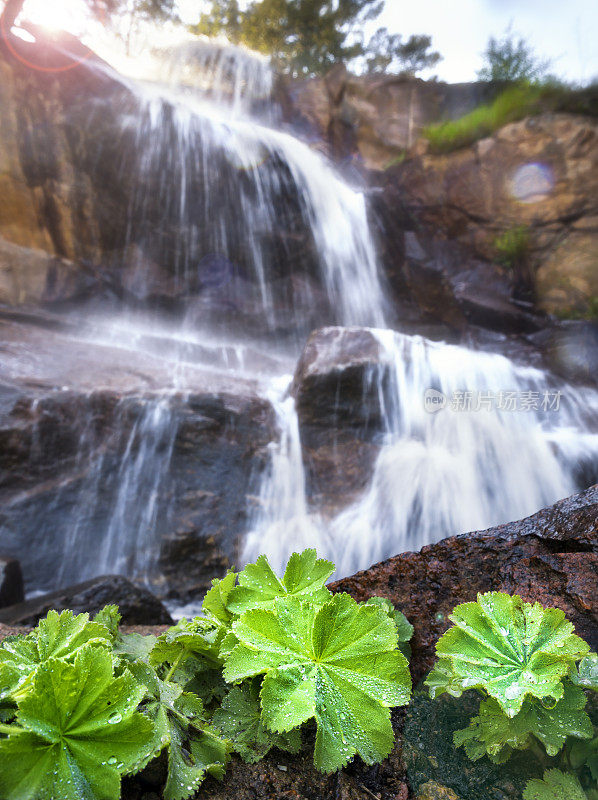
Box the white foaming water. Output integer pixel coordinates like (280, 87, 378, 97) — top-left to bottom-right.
(241, 375, 328, 572)
(243, 331, 598, 578)
(114, 79, 386, 334)
(153, 38, 273, 115)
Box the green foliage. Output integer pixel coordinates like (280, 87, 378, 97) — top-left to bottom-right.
(365, 596, 414, 658)
(523, 769, 588, 800)
(454, 683, 593, 762)
(365, 28, 441, 75)
(494, 225, 530, 270)
(478, 28, 551, 83)
(224, 592, 411, 771)
(0, 610, 113, 701)
(572, 653, 598, 692)
(226, 549, 334, 614)
(212, 682, 302, 762)
(192, 0, 384, 76)
(0, 645, 154, 800)
(423, 82, 598, 154)
(423, 84, 544, 153)
(427, 592, 597, 800)
(426, 592, 589, 717)
(0, 550, 414, 798)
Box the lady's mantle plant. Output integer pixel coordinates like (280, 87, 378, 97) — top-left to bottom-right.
(425, 591, 598, 800)
(0, 548, 413, 800)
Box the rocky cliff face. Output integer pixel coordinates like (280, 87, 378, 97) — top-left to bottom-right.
(277, 66, 499, 170)
(281, 69, 598, 329)
(380, 114, 598, 321)
(0, 311, 276, 601)
(0, 36, 330, 336)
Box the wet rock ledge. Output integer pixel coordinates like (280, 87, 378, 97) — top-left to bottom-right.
(0, 485, 596, 800)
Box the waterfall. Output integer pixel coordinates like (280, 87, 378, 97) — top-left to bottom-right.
(37, 396, 176, 593)
(243, 331, 598, 577)
(4, 33, 598, 598)
(99, 39, 386, 339)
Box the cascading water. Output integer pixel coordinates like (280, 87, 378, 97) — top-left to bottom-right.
(243, 330, 598, 577)
(4, 28, 598, 599)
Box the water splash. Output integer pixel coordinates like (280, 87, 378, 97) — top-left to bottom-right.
(244, 331, 598, 578)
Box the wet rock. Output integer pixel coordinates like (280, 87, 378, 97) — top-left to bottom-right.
(371, 179, 548, 337)
(0, 38, 332, 335)
(292, 327, 387, 514)
(528, 320, 598, 385)
(331, 483, 598, 684)
(404, 693, 536, 800)
(415, 782, 462, 800)
(0, 574, 173, 626)
(0, 236, 94, 306)
(0, 317, 276, 601)
(0, 556, 23, 608)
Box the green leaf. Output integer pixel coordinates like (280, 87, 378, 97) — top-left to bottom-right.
(212, 683, 302, 763)
(365, 598, 413, 657)
(226, 549, 334, 615)
(0, 645, 154, 800)
(202, 571, 237, 626)
(150, 618, 224, 675)
(0, 611, 112, 700)
(182, 659, 228, 706)
(164, 718, 229, 800)
(114, 632, 158, 664)
(523, 769, 588, 800)
(224, 593, 411, 772)
(572, 653, 598, 692)
(454, 682, 593, 763)
(569, 735, 598, 781)
(93, 606, 121, 640)
(429, 592, 589, 716)
(425, 658, 470, 699)
(128, 660, 229, 800)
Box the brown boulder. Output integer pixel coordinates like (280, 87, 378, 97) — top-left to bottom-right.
(332, 483, 598, 684)
(292, 327, 387, 515)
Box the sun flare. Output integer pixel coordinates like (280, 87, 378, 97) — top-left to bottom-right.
(19, 0, 92, 36)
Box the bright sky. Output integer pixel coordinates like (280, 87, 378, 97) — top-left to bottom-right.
(179, 0, 598, 84)
(16, 0, 598, 84)
(374, 0, 598, 83)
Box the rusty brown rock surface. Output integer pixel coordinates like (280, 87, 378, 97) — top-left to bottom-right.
(279, 71, 497, 170)
(382, 114, 598, 320)
(331, 482, 598, 684)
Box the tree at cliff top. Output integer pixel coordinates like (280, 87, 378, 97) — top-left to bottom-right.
(194, 0, 385, 77)
(365, 28, 442, 75)
(477, 27, 551, 83)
